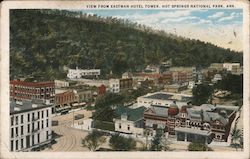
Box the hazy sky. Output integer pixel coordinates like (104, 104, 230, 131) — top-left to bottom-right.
(80, 9, 243, 52)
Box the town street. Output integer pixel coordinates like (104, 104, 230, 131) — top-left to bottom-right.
(44, 109, 93, 151)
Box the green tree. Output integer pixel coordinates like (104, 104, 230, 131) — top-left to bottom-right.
(93, 93, 124, 121)
(109, 133, 136, 151)
(150, 128, 164, 151)
(192, 83, 213, 106)
(81, 130, 106, 151)
(188, 142, 212, 151)
(230, 128, 242, 151)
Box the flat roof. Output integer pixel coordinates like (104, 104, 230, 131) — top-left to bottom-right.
(175, 127, 211, 136)
(143, 92, 192, 102)
(10, 100, 52, 115)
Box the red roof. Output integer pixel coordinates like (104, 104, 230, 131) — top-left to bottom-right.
(10, 80, 54, 87)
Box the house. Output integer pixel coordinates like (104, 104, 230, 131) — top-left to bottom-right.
(10, 99, 53, 152)
(114, 106, 146, 135)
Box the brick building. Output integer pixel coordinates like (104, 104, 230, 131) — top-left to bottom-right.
(10, 80, 55, 104)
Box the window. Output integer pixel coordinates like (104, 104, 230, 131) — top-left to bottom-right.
(15, 116, 18, 125)
(46, 119, 49, 127)
(27, 114, 30, 122)
(32, 135, 34, 145)
(11, 140, 14, 151)
(119, 123, 121, 129)
(11, 116, 14, 126)
(21, 126, 23, 135)
(21, 115, 23, 124)
(127, 125, 130, 131)
(21, 139, 23, 149)
(37, 112, 40, 119)
(15, 127, 18, 137)
(46, 131, 49, 140)
(15, 140, 18, 151)
(41, 111, 44, 118)
(27, 124, 30, 133)
(37, 121, 40, 130)
(41, 120, 43, 129)
(37, 133, 40, 143)
(11, 128, 14, 138)
(32, 112, 35, 121)
(32, 123, 34, 132)
(46, 110, 49, 117)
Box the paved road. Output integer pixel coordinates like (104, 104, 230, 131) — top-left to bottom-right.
(44, 109, 93, 151)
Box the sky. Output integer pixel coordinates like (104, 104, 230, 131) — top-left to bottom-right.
(80, 9, 243, 52)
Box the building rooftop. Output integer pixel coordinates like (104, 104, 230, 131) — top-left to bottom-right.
(115, 106, 146, 122)
(142, 92, 192, 103)
(10, 99, 52, 115)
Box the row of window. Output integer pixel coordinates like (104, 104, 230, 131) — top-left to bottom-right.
(11, 110, 49, 126)
(10, 131, 50, 151)
(118, 123, 130, 131)
(11, 119, 49, 138)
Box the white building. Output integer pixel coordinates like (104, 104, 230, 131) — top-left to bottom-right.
(114, 106, 145, 135)
(212, 74, 222, 83)
(54, 80, 69, 88)
(109, 79, 120, 93)
(137, 92, 193, 108)
(10, 99, 53, 152)
(67, 67, 100, 79)
(223, 63, 241, 74)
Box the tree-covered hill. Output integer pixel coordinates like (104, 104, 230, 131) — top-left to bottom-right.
(10, 9, 243, 80)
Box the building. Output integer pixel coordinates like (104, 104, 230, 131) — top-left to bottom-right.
(164, 83, 188, 93)
(122, 72, 133, 79)
(67, 67, 100, 79)
(143, 103, 238, 143)
(169, 67, 196, 82)
(223, 63, 241, 74)
(137, 92, 193, 108)
(54, 80, 69, 88)
(119, 78, 133, 91)
(10, 99, 53, 152)
(114, 106, 146, 135)
(209, 63, 224, 71)
(98, 84, 106, 95)
(109, 79, 120, 93)
(55, 90, 77, 107)
(145, 65, 160, 73)
(10, 80, 55, 104)
(212, 74, 222, 83)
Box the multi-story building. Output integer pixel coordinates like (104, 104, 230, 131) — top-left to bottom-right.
(143, 103, 238, 143)
(119, 78, 133, 91)
(209, 63, 224, 72)
(169, 67, 196, 82)
(10, 80, 55, 104)
(109, 79, 120, 93)
(54, 80, 69, 88)
(55, 90, 77, 107)
(10, 99, 53, 152)
(223, 63, 241, 74)
(67, 67, 100, 79)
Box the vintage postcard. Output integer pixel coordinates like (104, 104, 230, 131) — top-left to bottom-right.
(0, 0, 249, 159)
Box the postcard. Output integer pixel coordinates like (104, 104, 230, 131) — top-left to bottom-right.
(0, 0, 249, 159)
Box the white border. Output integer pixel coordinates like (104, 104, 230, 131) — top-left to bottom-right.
(0, 1, 249, 159)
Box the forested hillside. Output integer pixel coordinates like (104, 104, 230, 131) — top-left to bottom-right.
(10, 9, 243, 80)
